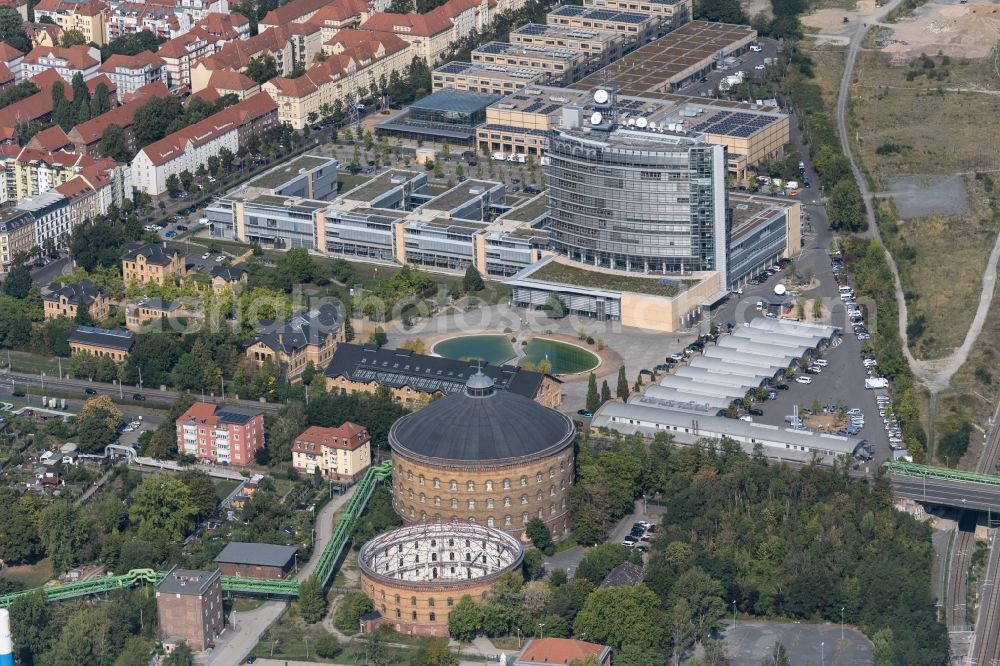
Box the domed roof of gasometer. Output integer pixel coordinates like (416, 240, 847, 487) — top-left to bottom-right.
(388, 370, 575, 464)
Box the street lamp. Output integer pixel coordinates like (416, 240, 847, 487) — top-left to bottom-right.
(732, 600, 737, 628)
(538, 623, 545, 638)
(840, 607, 845, 641)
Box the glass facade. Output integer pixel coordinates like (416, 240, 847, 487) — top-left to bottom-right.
(545, 128, 727, 277)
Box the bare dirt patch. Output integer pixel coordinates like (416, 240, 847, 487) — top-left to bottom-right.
(879, 0, 1000, 59)
(883, 175, 971, 218)
(804, 411, 848, 432)
(802, 0, 878, 44)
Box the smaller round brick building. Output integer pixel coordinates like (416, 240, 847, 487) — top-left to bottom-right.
(358, 521, 523, 636)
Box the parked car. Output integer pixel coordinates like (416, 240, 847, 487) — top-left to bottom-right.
(577, 409, 593, 418)
(795, 376, 812, 384)
(133, 393, 146, 401)
(85, 388, 97, 395)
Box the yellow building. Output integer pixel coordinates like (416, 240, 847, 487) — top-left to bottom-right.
(67, 325, 135, 361)
(33, 0, 109, 46)
(323, 343, 563, 408)
(121, 243, 186, 287)
(210, 265, 247, 293)
(291, 422, 371, 482)
(244, 303, 344, 379)
(0, 209, 36, 272)
(8, 148, 92, 201)
(125, 297, 180, 331)
(43, 279, 109, 321)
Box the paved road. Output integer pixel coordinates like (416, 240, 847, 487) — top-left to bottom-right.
(203, 484, 361, 665)
(891, 478, 1000, 512)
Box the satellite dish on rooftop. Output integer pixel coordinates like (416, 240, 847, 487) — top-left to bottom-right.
(594, 89, 609, 105)
(590, 111, 603, 125)
(636, 117, 648, 128)
(774, 284, 787, 295)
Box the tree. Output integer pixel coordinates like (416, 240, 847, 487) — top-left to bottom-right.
(759, 641, 790, 666)
(573, 584, 664, 649)
(544, 292, 566, 318)
(525, 517, 554, 555)
(99, 123, 132, 162)
(52, 81, 74, 131)
(812, 296, 822, 320)
(576, 543, 631, 585)
(616, 366, 629, 401)
(828, 179, 866, 232)
(414, 637, 458, 666)
(616, 644, 665, 666)
(586, 372, 600, 412)
(132, 95, 184, 146)
(9, 589, 50, 664)
(129, 476, 199, 540)
(872, 628, 894, 666)
(279, 247, 314, 283)
(178, 469, 219, 520)
(694, 0, 747, 22)
(163, 642, 194, 666)
(463, 265, 484, 292)
(298, 574, 327, 623)
(90, 82, 111, 116)
(43, 605, 114, 666)
(448, 595, 483, 641)
(669, 567, 727, 645)
(334, 593, 373, 633)
(246, 53, 278, 84)
(165, 173, 181, 195)
(37, 502, 89, 573)
(76, 395, 123, 453)
(366, 629, 390, 666)
(523, 547, 544, 580)
(601, 380, 612, 404)
(59, 29, 87, 47)
(0, 6, 30, 52)
(2, 264, 30, 298)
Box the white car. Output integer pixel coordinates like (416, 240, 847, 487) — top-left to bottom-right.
(201, 253, 210, 260)
(812, 359, 828, 367)
(739, 416, 753, 422)
(795, 376, 812, 384)
(215, 256, 224, 262)
(755, 64, 766, 70)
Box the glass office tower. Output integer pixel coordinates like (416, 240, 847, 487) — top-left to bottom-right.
(546, 127, 728, 283)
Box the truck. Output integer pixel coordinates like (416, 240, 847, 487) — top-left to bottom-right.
(865, 377, 889, 389)
(492, 151, 505, 161)
(785, 180, 799, 190)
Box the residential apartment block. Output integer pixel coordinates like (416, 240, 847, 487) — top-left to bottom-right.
(176, 402, 265, 465)
(121, 242, 186, 286)
(99, 52, 164, 100)
(33, 0, 109, 46)
(130, 92, 277, 195)
(155, 567, 224, 652)
(43, 279, 109, 321)
(67, 81, 171, 157)
(291, 422, 371, 482)
(21, 45, 101, 82)
(0, 209, 35, 271)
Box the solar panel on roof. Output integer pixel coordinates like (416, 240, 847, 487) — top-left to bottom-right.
(435, 62, 469, 74)
(517, 24, 550, 35)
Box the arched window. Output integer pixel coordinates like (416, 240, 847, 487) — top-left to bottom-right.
(550, 486, 556, 496)
(421, 511, 427, 520)
(412, 611, 417, 620)
(450, 552, 456, 561)
(549, 468, 555, 478)
(450, 480, 458, 491)
(429, 598, 435, 607)
(520, 494, 528, 505)
(535, 472, 542, 483)
(451, 498, 458, 509)
(418, 474, 425, 486)
(395, 609, 401, 618)
(419, 493, 426, 504)
(486, 498, 494, 509)
(381, 591, 386, 600)
(467, 480, 475, 492)
(504, 515, 512, 526)
(468, 499, 476, 509)
(431, 553, 437, 561)
(536, 490, 543, 501)
(487, 516, 495, 527)
(485, 480, 494, 491)
(520, 476, 528, 487)
(503, 497, 512, 507)
(466, 552, 471, 561)
(522, 512, 529, 523)
(447, 597, 454, 607)
(430, 612, 437, 621)
(407, 470, 413, 481)
(433, 477, 441, 489)
(503, 478, 511, 490)
(395, 594, 400, 604)
(407, 489, 414, 499)
(411, 596, 417, 606)
(434, 496, 441, 507)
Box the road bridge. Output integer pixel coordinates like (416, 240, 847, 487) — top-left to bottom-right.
(885, 461, 1000, 514)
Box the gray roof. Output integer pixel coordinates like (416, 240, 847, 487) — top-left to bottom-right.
(156, 566, 221, 595)
(121, 242, 181, 266)
(215, 542, 296, 568)
(67, 325, 135, 351)
(389, 375, 574, 464)
(410, 89, 500, 114)
(601, 562, 644, 588)
(253, 303, 342, 355)
(216, 406, 261, 425)
(324, 343, 553, 399)
(44, 279, 100, 306)
(211, 265, 247, 282)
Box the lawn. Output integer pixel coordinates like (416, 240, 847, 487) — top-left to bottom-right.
(798, 42, 845, 118)
(214, 479, 241, 502)
(338, 173, 372, 195)
(1, 559, 53, 588)
(3, 351, 61, 375)
(529, 261, 692, 297)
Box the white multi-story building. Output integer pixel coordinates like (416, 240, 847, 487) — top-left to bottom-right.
(17, 190, 72, 251)
(99, 51, 165, 100)
(21, 45, 101, 83)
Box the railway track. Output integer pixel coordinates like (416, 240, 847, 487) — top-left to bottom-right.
(948, 517, 976, 629)
(967, 403, 1000, 664)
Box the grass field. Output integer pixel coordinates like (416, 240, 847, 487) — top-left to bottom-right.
(798, 42, 846, 116)
(213, 478, 241, 501)
(1, 559, 53, 588)
(850, 49, 1000, 360)
(3, 351, 62, 375)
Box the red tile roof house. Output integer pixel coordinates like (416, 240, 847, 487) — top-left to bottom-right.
(194, 11, 251, 42)
(514, 639, 612, 666)
(21, 45, 101, 83)
(129, 93, 276, 195)
(157, 27, 216, 89)
(25, 125, 73, 152)
(175, 402, 265, 465)
(99, 51, 165, 101)
(0, 70, 116, 141)
(66, 81, 170, 157)
(0, 43, 24, 82)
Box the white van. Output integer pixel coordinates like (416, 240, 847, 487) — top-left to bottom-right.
(750, 44, 763, 52)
